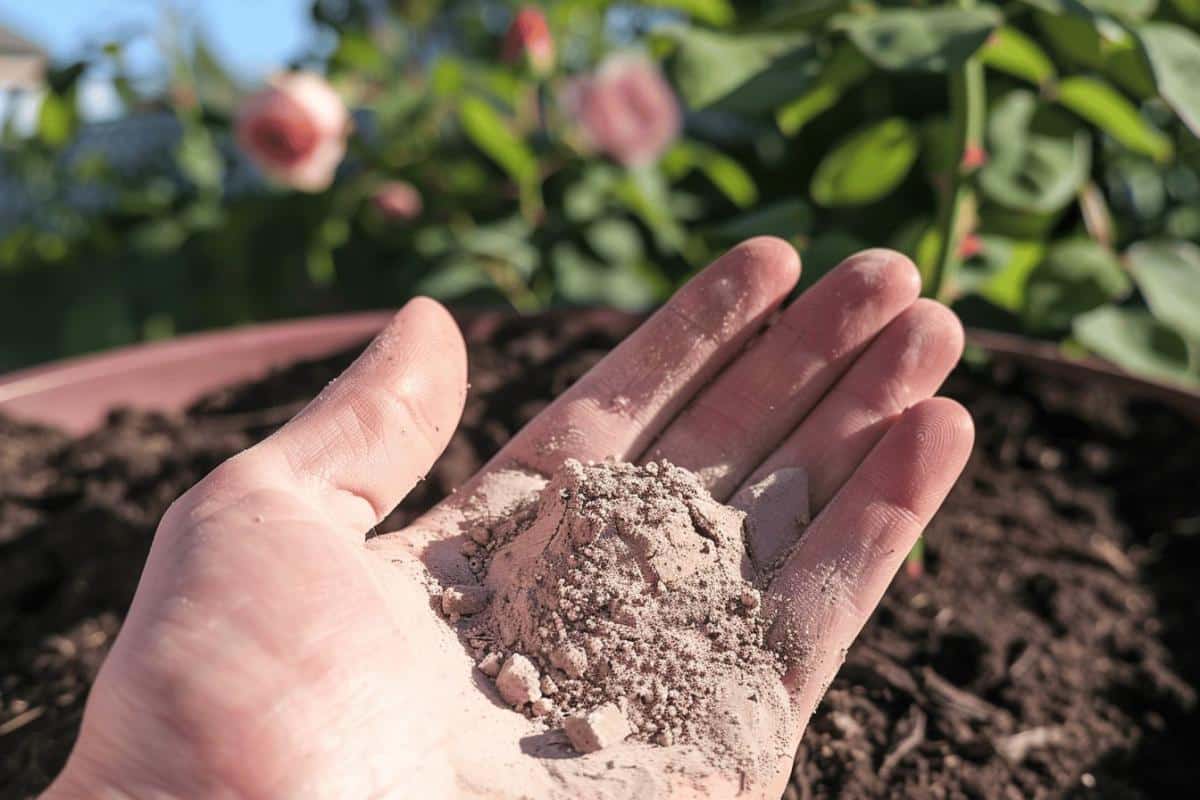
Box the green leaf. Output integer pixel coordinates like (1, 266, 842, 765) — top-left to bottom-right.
(458, 97, 537, 183)
(696, 155, 757, 208)
(307, 247, 336, 287)
(1055, 76, 1172, 162)
(329, 31, 387, 74)
(1126, 240, 1200, 343)
(980, 90, 1092, 214)
(1089, 0, 1157, 17)
(662, 142, 758, 208)
(972, 236, 1046, 312)
(477, 67, 527, 110)
(564, 165, 619, 222)
(37, 93, 76, 147)
(1035, 12, 1105, 66)
(643, 0, 736, 27)
(176, 126, 224, 193)
(457, 217, 539, 278)
(586, 218, 644, 265)
(1017, 0, 1157, 21)
(979, 205, 1065, 239)
(666, 27, 818, 114)
(1139, 23, 1200, 140)
(1036, 12, 1156, 97)
(707, 198, 812, 242)
(1169, 0, 1200, 23)
(130, 218, 189, 255)
(458, 96, 541, 217)
(810, 118, 918, 207)
(416, 259, 491, 300)
(1103, 43, 1158, 100)
(1073, 307, 1196, 385)
(614, 168, 686, 252)
(980, 26, 1057, 87)
(832, 6, 1002, 73)
(1023, 238, 1132, 332)
(431, 58, 465, 96)
(142, 313, 176, 342)
(749, 0, 849, 31)
(776, 43, 872, 135)
(552, 243, 669, 309)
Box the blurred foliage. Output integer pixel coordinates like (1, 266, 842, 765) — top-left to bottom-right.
(2, 0, 1200, 390)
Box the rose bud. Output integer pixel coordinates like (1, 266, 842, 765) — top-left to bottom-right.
(371, 181, 423, 222)
(503, 6, 555, 76)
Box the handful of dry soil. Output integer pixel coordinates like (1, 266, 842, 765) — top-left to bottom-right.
(441, 459, 796, 774)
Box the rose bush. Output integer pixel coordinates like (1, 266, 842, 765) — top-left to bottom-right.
(2, 0, 1200, 389)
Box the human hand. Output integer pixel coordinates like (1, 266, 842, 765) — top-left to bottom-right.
(45, 238, 972, 799)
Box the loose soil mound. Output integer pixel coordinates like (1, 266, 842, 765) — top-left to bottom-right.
(2, 312, 1197, 798)
(456, 458, 793, 780)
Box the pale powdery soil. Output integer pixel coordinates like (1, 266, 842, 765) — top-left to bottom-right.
(437, 459, 801, 784)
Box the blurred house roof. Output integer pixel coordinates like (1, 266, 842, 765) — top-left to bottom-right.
(0, 27, 46, 90)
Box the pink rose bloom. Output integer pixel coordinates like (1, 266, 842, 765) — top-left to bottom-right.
(563, 54, 681, 168)
(372, 181, 423, 222)
(503, 7, 555, 76)
(235, 71, 349, 192)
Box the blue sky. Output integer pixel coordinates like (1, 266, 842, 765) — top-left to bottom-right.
(0, 0, 317, 82)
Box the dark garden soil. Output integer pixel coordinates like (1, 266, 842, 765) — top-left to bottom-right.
(2, 312, 1199, 799)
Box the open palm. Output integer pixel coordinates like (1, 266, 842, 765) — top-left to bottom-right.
(46, 238, 972, 800)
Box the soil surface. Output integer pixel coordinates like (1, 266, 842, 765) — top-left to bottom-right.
(2, 311, 1198, 799)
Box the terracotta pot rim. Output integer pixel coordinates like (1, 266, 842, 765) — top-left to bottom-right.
(1, 309, 1197, 433)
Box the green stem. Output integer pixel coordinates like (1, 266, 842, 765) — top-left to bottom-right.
(928, 55, 985, 302)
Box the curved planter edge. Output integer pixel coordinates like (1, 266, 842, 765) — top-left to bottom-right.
(1, 311, 1198, 434)
(967, 328, 1200, 424)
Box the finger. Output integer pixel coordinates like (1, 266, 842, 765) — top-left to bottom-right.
(488, 237, 800, 477)
(382, 239, 797, 574)
(240, 297, 468, 536)
(737, 299, 963, 567)
(765, 398, 973, 717)
(643, 249, 921, 500)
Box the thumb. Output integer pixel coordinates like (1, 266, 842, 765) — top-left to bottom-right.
(245, 297, 468, 536)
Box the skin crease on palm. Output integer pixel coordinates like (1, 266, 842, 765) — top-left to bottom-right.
(42, 237, 974, 800)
